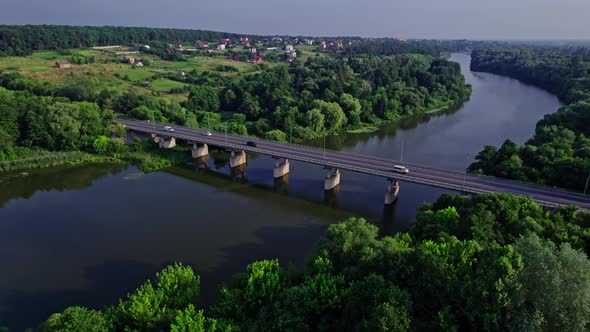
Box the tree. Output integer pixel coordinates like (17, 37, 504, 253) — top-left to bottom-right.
(312, 100, 347, 131)
(40, 307, 110, 332)
(339, 93, 362, 127)
(511, 234, 590, 332)
(92, 135, 109, 154)
(187, 86, 220, 112)
(265, 129, 287, 142)
(305, 108, 325, 133)
(213, 259, 283, 323)
(108, 263, 200, 330)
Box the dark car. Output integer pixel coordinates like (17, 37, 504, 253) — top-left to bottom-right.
(246, 141, 257, 147)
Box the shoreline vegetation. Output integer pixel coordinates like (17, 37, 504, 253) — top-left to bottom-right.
(468, 46, 590, 192)
(0, 97, 467, 174)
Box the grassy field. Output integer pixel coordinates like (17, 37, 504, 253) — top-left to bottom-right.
(150, 78, 187, 92)
(0, 49, 275, 100)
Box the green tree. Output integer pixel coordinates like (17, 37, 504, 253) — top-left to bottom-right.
(511, 234, 590, 332)
(92, 135, 109, 154)
(187, 86, 220, 112)
(265, 129, 287, 142)
(40, 307, 110, 332)
(109, 263, 200, 330)
(312, 100, 347, 131)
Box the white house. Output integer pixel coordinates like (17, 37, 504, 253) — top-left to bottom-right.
(217, 43, 226, 51)
(285, 44, 294, 52)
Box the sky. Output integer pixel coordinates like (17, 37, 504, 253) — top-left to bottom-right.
(2, 0, 589, 40)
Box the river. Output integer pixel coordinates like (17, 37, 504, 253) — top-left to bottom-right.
(0, 53, 562, 330)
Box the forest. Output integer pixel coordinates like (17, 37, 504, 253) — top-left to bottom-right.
(30, 193, 590, 331)
(468, 46, 590, 192)
(0, 25, 248, 56)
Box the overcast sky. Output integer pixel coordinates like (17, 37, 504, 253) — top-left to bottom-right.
(2, 0, 589, 39)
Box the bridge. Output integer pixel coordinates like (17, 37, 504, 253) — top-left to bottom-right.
(115, 118, 590, 211)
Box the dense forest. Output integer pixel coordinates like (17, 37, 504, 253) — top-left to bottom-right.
(343, 38, 476, 57)
(0, 25, 248, 56)
(31, 193, 590, 331)
(216, 54, 470, 140)
(468, 46, 590, 192)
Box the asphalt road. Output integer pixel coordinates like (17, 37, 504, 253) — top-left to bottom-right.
(116, 118, 590, 211)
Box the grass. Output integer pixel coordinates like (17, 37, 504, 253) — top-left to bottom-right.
(151, 78, 187, 92)
(346, 126, 380, 134)
(0, 48, 286, 101)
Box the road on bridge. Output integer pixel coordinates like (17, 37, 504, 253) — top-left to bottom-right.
(116, 118, 590, 211)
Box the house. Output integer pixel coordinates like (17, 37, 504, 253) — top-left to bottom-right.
(248, 47, 257, 54)
(285, 44, 294, 52)
(253, 56, 263, 64)
(135, 61, 144, 67)
(175, 44, 184, 51)
(55, 60, 71, 69)
(336, 41, 343, 48)
(320, 41, 327, 49)
(243, 41, 251, 47)
(143, 45, 151, 49)
(217, 43, 226, 51)
(222, 38, 231, 44)
(123, 55, 135, 64)
(240, 37, 249, 42)
(178, 70, 186, 77)
(305, 39, 314, 45)
(288, 50, 297, 58)
(196, 40, 209, 48)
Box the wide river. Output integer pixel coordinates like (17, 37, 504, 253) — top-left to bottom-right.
(0, 53, 562, 330)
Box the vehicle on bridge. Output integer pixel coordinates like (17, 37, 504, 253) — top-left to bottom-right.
(393, 165, 409, 174)
(162, 126, 175, 132)
(246, 141, 257, 147)
(203, 131, 212, 136)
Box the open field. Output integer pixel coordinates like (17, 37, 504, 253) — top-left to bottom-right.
(0, 48, 281, 99)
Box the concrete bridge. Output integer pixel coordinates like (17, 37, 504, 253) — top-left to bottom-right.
(116, 118, 590, 211)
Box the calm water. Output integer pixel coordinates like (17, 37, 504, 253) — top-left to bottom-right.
(0, 54, 562, 330)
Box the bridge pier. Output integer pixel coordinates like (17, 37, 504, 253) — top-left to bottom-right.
(158, 136, 176, 149)
(324, 168, 340, 191)
(229, 150, 247, 168)
(384, 179, 400, 205)
(273, 158, 290, 178)
(191, 143, 209, 158)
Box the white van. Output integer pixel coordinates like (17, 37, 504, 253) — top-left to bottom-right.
(393, 165, 409, 174)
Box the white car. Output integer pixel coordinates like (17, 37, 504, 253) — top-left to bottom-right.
(393, 165, 409, 174)
(163, 126, 175, 132)
(203, 131, 212, 136)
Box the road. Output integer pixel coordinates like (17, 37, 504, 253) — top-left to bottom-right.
(116, 118, 590, 211)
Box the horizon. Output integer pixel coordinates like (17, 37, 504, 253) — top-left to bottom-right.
(2, 0, 590, 40)
(2, 23, 590, 43)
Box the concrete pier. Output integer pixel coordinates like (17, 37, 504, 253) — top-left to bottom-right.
(384, 179, 400, 205)
(273, 159, 290, 178)
(191, 143, 209, 158)
(324, 168, 340, 191)
(229, 150, 247, 168)
(158, 137, 176, 149)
